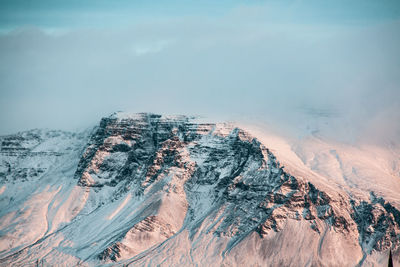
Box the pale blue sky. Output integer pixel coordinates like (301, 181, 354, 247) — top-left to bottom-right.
(0, 0, 399, 144)
(0, 0, 399, 31)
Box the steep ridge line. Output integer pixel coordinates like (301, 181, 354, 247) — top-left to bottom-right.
(0, 113, 399, 266)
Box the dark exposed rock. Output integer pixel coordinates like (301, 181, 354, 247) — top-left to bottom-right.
(70, 113, 400, 262)
(3, 113, 398, 265)
(351, 193, 400, 253)
(0, 129, 82, 183)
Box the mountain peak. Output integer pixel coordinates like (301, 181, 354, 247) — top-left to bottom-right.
(0, 114, 399, 266)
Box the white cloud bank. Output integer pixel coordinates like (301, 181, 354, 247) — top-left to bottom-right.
(0, 3, 399, 147)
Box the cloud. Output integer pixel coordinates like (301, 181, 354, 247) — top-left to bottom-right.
(132, 39, 175, 56)
(0, 2, 399, 146)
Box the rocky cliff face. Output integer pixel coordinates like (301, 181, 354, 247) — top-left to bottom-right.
(0, 113, 399, 266)
(0, 129, 83, 183)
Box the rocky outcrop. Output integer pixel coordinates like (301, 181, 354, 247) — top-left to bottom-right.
(71, 113, 399, 263)
(0, 112, 399, 266)
(0, 129, 84, 183)
(351, 193, 400, 253)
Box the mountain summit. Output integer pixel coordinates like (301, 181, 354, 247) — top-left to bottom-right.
(0, 113, 399, 266)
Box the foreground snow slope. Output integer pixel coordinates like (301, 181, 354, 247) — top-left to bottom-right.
(0, 113, 399, 266)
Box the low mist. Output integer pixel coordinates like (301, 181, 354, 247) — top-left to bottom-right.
(0, 1, 399, 146)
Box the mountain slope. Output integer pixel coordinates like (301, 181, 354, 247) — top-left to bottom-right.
(0, 113, 399, 266)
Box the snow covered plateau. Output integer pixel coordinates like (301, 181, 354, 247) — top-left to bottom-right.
(0, 112, 399, 266)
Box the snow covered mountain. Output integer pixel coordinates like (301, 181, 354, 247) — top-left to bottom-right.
(0, 112, 399, 266)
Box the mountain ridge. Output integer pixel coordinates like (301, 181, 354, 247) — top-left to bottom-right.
(0, 112, 399, 266)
